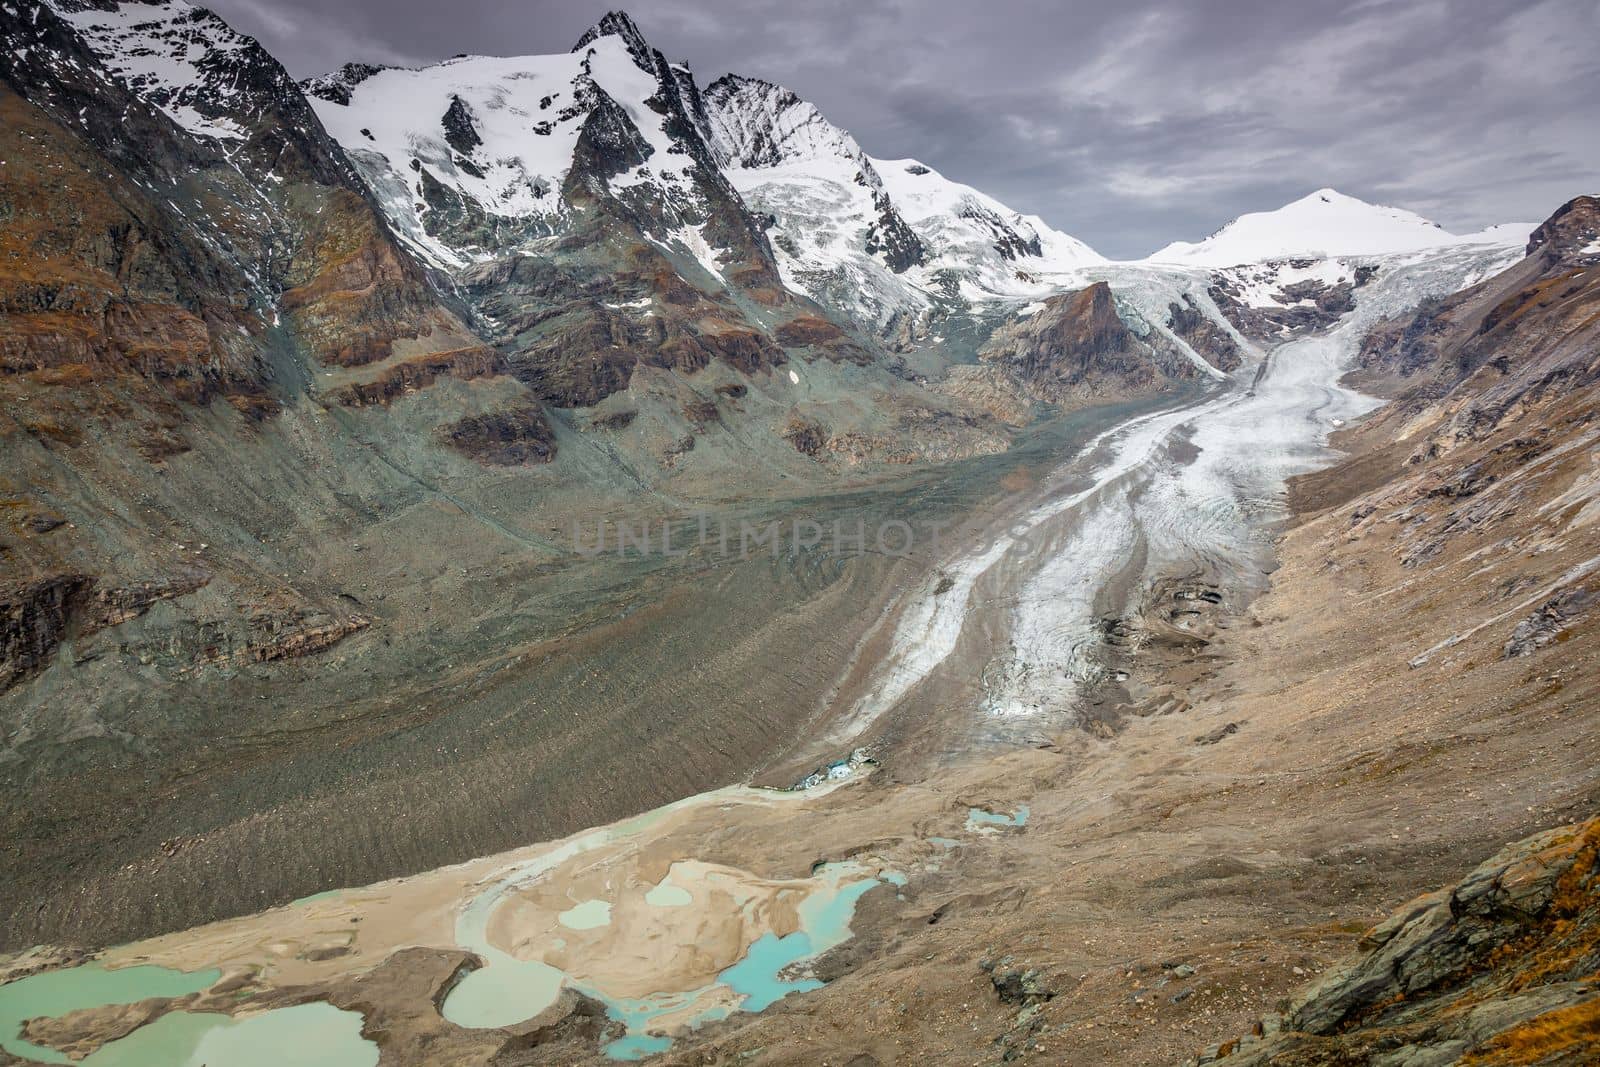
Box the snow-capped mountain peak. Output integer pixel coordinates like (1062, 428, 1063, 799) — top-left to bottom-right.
(303, 16, 731, 267)
(704, 74, 866, 171)
(47, 0, 289, 141)
(701, 75, 1103, 326)
(571, 9, 655, 70)
(702, 72, 926, 276)
(1148, 188, 1522, 267)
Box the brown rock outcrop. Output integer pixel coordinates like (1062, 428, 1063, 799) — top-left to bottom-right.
(1193, 817, 1600, 1066)
(979, 282, 1198, 407)
(442, 404, 558, 465)
(328, 346, 505, 407)
(775, 314, 872, 363)
(1167, 295, 1243, 371)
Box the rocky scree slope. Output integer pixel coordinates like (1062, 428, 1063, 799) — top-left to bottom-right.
(0, 0, 578, 947)
(1180, 195, 1600, 1065)
(1333, 195, 1600, 659)
(1, 0, 502, 685)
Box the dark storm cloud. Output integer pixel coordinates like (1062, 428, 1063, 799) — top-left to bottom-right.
(207, 0, 1600, 257)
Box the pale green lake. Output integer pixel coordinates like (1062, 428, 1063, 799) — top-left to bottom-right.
(0, 962, 375, 1067)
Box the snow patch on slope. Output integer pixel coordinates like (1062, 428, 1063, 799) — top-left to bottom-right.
(649, 224, 726, 284)
(52, 0, 251, 140)
(873, 156, 1104, 280)
(702, 73, 1103, 327)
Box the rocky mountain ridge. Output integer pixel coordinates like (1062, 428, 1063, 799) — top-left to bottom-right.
(1192, 817, 1599, 1066)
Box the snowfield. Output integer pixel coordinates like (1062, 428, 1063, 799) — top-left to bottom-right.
(1148, 188, 1532, 267)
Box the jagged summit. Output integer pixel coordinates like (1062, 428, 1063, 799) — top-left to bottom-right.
(701, 72, 1102, 318)
(303, 27, 735, 267)
(571, 9, 654, 68)
(703, 73, 865, 169)
(45, 0, 294, 142)
(1148, 187, 1524, 267)
(301, 61, 391, 106)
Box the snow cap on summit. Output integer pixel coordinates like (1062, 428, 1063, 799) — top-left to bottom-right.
(1147, 188, 1523, 267)
(572, 10, 654, 68)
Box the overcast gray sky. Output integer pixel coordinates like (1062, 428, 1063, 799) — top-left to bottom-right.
(209, 0, 1600, 258)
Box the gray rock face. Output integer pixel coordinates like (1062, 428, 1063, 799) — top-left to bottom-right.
(1167, 295, 1243, 371)
(571, 9, 655, 69)
(300, 61, 389, 106)
(0, 574, 91, 692)
(440, 95, 482, 156)
(1503, 587, 1596, 658)
(1192, 817, 1600, 1066)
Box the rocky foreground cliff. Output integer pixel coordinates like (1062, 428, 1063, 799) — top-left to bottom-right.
(1193, 816, 1599, 1065)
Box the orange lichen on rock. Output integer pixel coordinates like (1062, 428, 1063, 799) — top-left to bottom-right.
(278, 188, 439, 368)
(1459, 998, 1600, 1066)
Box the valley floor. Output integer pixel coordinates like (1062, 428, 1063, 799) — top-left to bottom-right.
(0, 390, 1181, 954)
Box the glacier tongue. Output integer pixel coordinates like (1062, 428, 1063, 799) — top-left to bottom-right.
(829, 238, 1529, 743)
